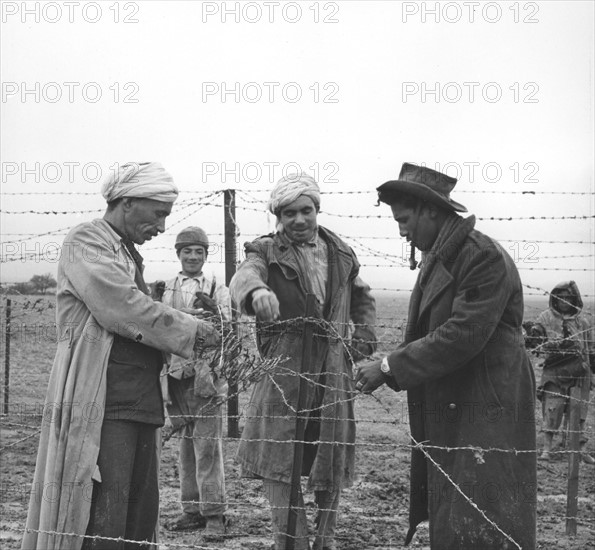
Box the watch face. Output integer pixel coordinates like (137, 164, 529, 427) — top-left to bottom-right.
(381, 358, 390, 373)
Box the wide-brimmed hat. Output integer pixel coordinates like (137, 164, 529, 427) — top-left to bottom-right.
(377, 163, 467, 212)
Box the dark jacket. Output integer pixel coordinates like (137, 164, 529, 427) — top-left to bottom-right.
(387, 215, 537, 550)
(230, 226, 376, 490)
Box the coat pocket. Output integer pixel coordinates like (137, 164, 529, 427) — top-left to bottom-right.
(478, 351, 506, 409)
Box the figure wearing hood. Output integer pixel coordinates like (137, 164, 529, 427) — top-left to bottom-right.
(536, 281, 594, 463)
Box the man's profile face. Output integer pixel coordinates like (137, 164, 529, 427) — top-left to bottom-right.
(279, 195, 318, 243)
(178, 245, 207, 277)
(124, 198, 172, 244)
(390, 201, 440, 252)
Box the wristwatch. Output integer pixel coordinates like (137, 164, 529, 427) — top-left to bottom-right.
(381, 356, 390, 374)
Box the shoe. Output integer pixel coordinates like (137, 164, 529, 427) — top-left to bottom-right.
(203, 515, 228, 542)
(538, 451, 551, 461)
(164, 512, 206, 531)
(270, 543, 312, 550)
(582, 452, 595, 465)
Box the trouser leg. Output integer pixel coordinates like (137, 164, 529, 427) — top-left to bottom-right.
(542, 383, 566, 435)
(264, 479, 309, 550)
(313, 488, 341, 550)
(179, 422, 201, 515)
(193, 397, 226, 517)
(83, 420, 158, 550)
(124, 424, 159, 547)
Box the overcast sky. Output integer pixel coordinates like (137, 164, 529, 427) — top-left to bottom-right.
(1, 0, 593, 306)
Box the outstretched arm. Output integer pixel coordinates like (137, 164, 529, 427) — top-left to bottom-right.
(230, 242, 279, 322)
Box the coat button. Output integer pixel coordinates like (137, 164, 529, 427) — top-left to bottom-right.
(448, 403, 456, 409)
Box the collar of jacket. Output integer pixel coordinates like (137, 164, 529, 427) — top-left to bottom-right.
(274, 225, 351, 253)
(270, 225, 359, 318)
(415, 215, 476, 321)
(104, 220, 145, 272)
(100, 219, 150, 294)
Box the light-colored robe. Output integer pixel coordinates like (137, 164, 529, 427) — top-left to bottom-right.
(22, 219, 203, 550)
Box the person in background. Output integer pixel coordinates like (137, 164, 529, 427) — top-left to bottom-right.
(161, 226, 230, 537)
(230, 173, 377, 550)
(535, 281, 594, 464)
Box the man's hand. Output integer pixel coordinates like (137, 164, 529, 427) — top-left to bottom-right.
(251, 288, 280, 322)
(194, 319, 221, 352)
(180, 307, 207, 317)
(355, 360, 387, 394)
(160, 370, 172, 406)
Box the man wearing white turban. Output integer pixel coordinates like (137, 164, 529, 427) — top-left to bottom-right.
(101, 161, 179, 204)
(22, 163, 219, 550)
(230, 173, 377, 550)
(267, 172, 321, 220)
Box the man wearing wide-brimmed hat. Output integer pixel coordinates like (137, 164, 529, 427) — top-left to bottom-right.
(356, 163, 537, 549)
(160, 226, 230, 539)
(22, 163, 220, 550)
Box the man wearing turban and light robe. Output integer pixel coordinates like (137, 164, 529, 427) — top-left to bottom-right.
(230, 173, 377, 550)
(22, 163, 219, 550)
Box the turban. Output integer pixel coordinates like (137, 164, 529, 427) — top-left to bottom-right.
(267, 172, 321, 216)
(101, 162, 178, 203)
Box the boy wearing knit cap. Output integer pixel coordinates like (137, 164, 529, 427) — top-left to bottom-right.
(161, 226, 230, 539)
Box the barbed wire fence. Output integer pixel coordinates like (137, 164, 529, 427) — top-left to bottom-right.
(1, 186, 594, 548)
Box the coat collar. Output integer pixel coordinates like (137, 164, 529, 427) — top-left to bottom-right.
(95, 219, 149, 295)
(416, 215, 475, 321)
(270, 226, 357, 317)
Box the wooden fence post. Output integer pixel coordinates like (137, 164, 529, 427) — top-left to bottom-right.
(565, 385, 581, 535)
(3, 298, 11, 415)
(224, 189, 239, 438)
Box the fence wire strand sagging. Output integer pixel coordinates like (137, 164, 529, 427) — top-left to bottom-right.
(2, 305, 595, 544)
(1, 186, 594, 549)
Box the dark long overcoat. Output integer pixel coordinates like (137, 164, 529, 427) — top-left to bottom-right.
(387, 215, 537, 549)
(230, 226, 376, 491)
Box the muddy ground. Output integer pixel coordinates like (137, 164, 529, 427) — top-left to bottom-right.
(1, 294, 593, 549)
